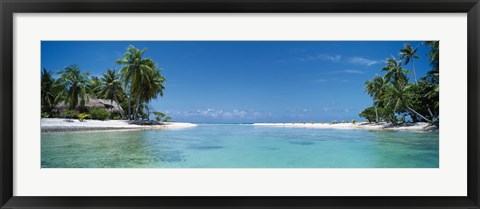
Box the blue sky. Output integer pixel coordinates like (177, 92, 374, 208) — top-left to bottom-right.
(41, 41, 432, 123)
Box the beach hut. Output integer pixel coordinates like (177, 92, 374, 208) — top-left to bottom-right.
(55, 96, 124, 115)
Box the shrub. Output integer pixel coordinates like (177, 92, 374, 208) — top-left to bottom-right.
(78, 113, 89, 122)
(163, 116, 172, 122)
(113, 115, 121, 120)
(153, 111, 166, 122)
(331, 120, 337, 124)
(341, 120, 346, 123)
(152, 112, 172, 122)
(41, 112, 50, 118)
(60, 109, 77, 119)
(351, 119, 356, 124)
(359, 107, 376, 123)
(88, 108, 111, 120)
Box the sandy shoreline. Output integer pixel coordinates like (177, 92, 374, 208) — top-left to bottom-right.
(41, 118, 198, 132)
(41, 119, 437, 132)
(252, 122, 438, 131)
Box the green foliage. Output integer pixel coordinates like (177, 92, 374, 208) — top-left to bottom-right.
(361, 42, 439, 124)
(163, 116, 172, 122)
(116, 45, 166, 120)
(41, 68, 58, 114)
(88, 108, 111, 120)
(113, 115, 121, 120)
(359, 107, 377, 123)
(331, 120, 337, 124)
(88, 76, 102, 97)
(153, 111, 167, 122)
(341, 120, 346, 123)
(78, 113, 89, 122)
(97, 69, 125, 118)
(399, 43, 420, 83)
(351, 119, 356, 124)
(56, 64, 90, 110)
(60, 109, 77, 119)
(41, 112, 50, 118)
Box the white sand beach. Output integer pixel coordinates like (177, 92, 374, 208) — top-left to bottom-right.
(41, 118, 197, 132)
(252, 122, 438, 131)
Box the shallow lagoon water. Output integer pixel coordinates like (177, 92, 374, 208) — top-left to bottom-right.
(41, 124, 439, 168)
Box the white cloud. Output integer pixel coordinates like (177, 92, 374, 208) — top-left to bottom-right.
(174, 108, 263, 120)
(348, 57, 382, 66)
(299, 54, 342, 62)
(328, 69, 364, 74)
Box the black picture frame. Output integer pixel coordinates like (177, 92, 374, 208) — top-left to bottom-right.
(1, 0, 479, 208)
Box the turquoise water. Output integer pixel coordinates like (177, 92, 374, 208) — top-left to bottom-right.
(41, 125, 439, 168)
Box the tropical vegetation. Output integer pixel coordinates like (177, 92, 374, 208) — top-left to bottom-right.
(40, 45, 171, 121)
(360, 41, 439, 124)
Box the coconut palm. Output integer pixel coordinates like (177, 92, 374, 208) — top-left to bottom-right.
(384, 80, 431, 122)
(88, 76, 102, 97)
(56, 64, 90, 110)
(399, 43, 420, 84)
(141, 69, 166, 115)
(115, 45, 156, 120)
(41, 68, 57, 113)
(98, 68, 125, 118)
(365, 75, 387, 122)
(424, 41, 439, 84)
(382, 58, 410, 84)
(130, 60, 166, 120)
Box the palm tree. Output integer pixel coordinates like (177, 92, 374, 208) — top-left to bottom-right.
(365, 75, 387, 122)
(115, 45, 156, 120)
(98, 68, 125, 118)
(88, 76, 102, 97)
(424, 41, 439, 84)
(140, 68, 166, 118)
(56, 64, 90, 110)
(382, 58, 410, 84)
(384, 80, 431, 122)
(130, 60, 166, 120)
(41, 68, 56, 113)
(399, 43, 420, 84)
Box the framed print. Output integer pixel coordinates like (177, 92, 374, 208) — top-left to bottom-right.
(1, 0, 479, 208)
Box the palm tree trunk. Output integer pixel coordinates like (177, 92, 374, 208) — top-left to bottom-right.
(127, 90, 132, 120)
(406, 106, 431, 122)
(146, 104, 150, 121)
(134, 88, 144, 121)
(412, 60, 418, 84)
(375, 106, 379, 123)
(427, 106, 434, 118)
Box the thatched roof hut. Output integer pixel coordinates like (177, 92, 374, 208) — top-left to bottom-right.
(56, 96, 124, 114)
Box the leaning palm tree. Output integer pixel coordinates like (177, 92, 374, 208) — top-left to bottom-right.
(399, 43, 420, 84)
(382, 58, 410, 84)
(365, 75, 387, 123)
(384, 80, 431, 122)
(130, 60, 166, 120)
(56, 64, 90, 110)
(115, 45, 156, 120)
(98, 68, 125, 118)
